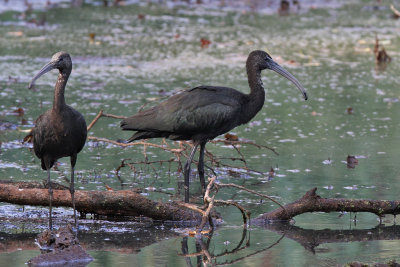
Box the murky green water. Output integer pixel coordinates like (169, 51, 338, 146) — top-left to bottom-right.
(1, 0, 400, 266)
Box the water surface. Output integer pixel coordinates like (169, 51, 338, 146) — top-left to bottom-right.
(1, 0, 400, 266)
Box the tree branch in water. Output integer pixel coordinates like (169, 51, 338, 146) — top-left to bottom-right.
(253, 187, 400, 222)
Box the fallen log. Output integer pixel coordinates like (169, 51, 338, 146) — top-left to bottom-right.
(0, 181, 202, 222)
(253, 187, 400, 222)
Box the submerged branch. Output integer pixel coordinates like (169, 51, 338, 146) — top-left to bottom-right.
(253, 187, 400, 222)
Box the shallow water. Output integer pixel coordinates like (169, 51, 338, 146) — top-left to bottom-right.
(1, 0, 400, 266)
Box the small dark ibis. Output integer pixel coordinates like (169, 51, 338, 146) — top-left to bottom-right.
(28, 52, 87, 229)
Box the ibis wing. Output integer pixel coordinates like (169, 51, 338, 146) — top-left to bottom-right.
(32, 107, 87, 161)
(121, 86, 245, 140)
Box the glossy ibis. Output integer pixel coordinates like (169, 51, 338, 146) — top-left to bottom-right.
(121, 50, 308, 203)
(28, 52, 87, 229)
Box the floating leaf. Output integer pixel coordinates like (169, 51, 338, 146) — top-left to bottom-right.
(346, 155, 358, 169)
(200, 38, 211, 48)
(224, 133, 238, 141)
(12, 107, 24, 117)
(89, 33, 96, 44)
(268, 167, 275, 180)
(347, 107, 353, 115)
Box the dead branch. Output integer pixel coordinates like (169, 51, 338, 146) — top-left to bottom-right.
(0, 181, 203, 222)
(196, 177, 217, 234)
(176, 177, 250, 234)
(89, 135, 269, 180)
(87, 136, 183, 153)
(253, 187, 400, 222)
(86, 110, 127, 131)
(215, 199, 249, 225)
(210, 139, 279, 156)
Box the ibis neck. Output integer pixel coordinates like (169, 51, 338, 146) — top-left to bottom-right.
(242, 66, 265, 123)
(53, 71, 69, 111)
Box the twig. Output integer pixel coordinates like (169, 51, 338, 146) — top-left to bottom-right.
(86, 110, 103, 131)
(214, 199, 249, 226)
(211, 139, 279, 156)
(216, 182, 287, 215)
(87, 136, 183, 153)
(86, 110, 127, 131)
(196, 178, 217, 234)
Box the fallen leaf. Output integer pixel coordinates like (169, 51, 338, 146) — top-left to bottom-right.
(347, 107, 353, 115)
(12, 107, 24, 117)
(188, 229, 211, 237)
(224, 133, 238, 141)
(268, 167, 275, 179)
(346, 155, 358, 169)
(89, 33, 95, 44)
(200, 38, 211, 48)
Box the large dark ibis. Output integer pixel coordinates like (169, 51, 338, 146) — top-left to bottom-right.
(121, 50, 308, 203)
(28, 52, 87, 229)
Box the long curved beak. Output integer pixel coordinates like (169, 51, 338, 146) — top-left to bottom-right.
(270, 61, 308, 100)
(28, 61, 57, 89)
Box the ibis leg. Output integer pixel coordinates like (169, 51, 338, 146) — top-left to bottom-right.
(184, 143, 199, 203)
(47, 168, 53, 230)
(198, 141, 206, 193)
(70, 155, 78, 229)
